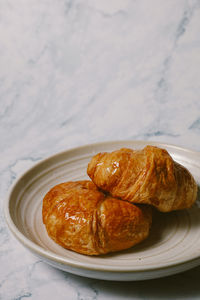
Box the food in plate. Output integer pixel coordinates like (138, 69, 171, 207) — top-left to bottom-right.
(42, 180, 152, 255)
(87, 146, 197, 212)
(42, 145, 197, 256)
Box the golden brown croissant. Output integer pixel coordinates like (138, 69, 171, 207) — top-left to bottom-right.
(87, 146, 197, 212)
(42, 180, 152, 255)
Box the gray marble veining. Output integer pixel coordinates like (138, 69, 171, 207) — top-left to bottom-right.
(1, 0, 200, 299)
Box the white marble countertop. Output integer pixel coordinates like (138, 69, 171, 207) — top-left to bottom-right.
(1, 0, 200, 299)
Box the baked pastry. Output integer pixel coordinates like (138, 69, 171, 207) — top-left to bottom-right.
(87, 146, 197, 212)
(42, 180, 152, 255)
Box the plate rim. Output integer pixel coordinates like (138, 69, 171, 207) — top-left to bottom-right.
(4, 139, 200, 274)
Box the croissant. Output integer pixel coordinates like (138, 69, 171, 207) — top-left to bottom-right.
(42, 180, 152, 255)
(87, 146, 197, 212)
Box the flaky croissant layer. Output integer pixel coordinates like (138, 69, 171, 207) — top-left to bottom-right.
(42, 181, 152, 255)
(87, 146, 197, 212)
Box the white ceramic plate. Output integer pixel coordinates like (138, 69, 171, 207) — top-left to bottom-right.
(4, 140, 200, 281)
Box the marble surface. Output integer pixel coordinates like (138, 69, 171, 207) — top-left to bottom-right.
(1, 0, 200, 299)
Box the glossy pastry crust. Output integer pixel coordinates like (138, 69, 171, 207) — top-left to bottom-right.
(42, 180, 152, 255)
(87, 146, 197, 212)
